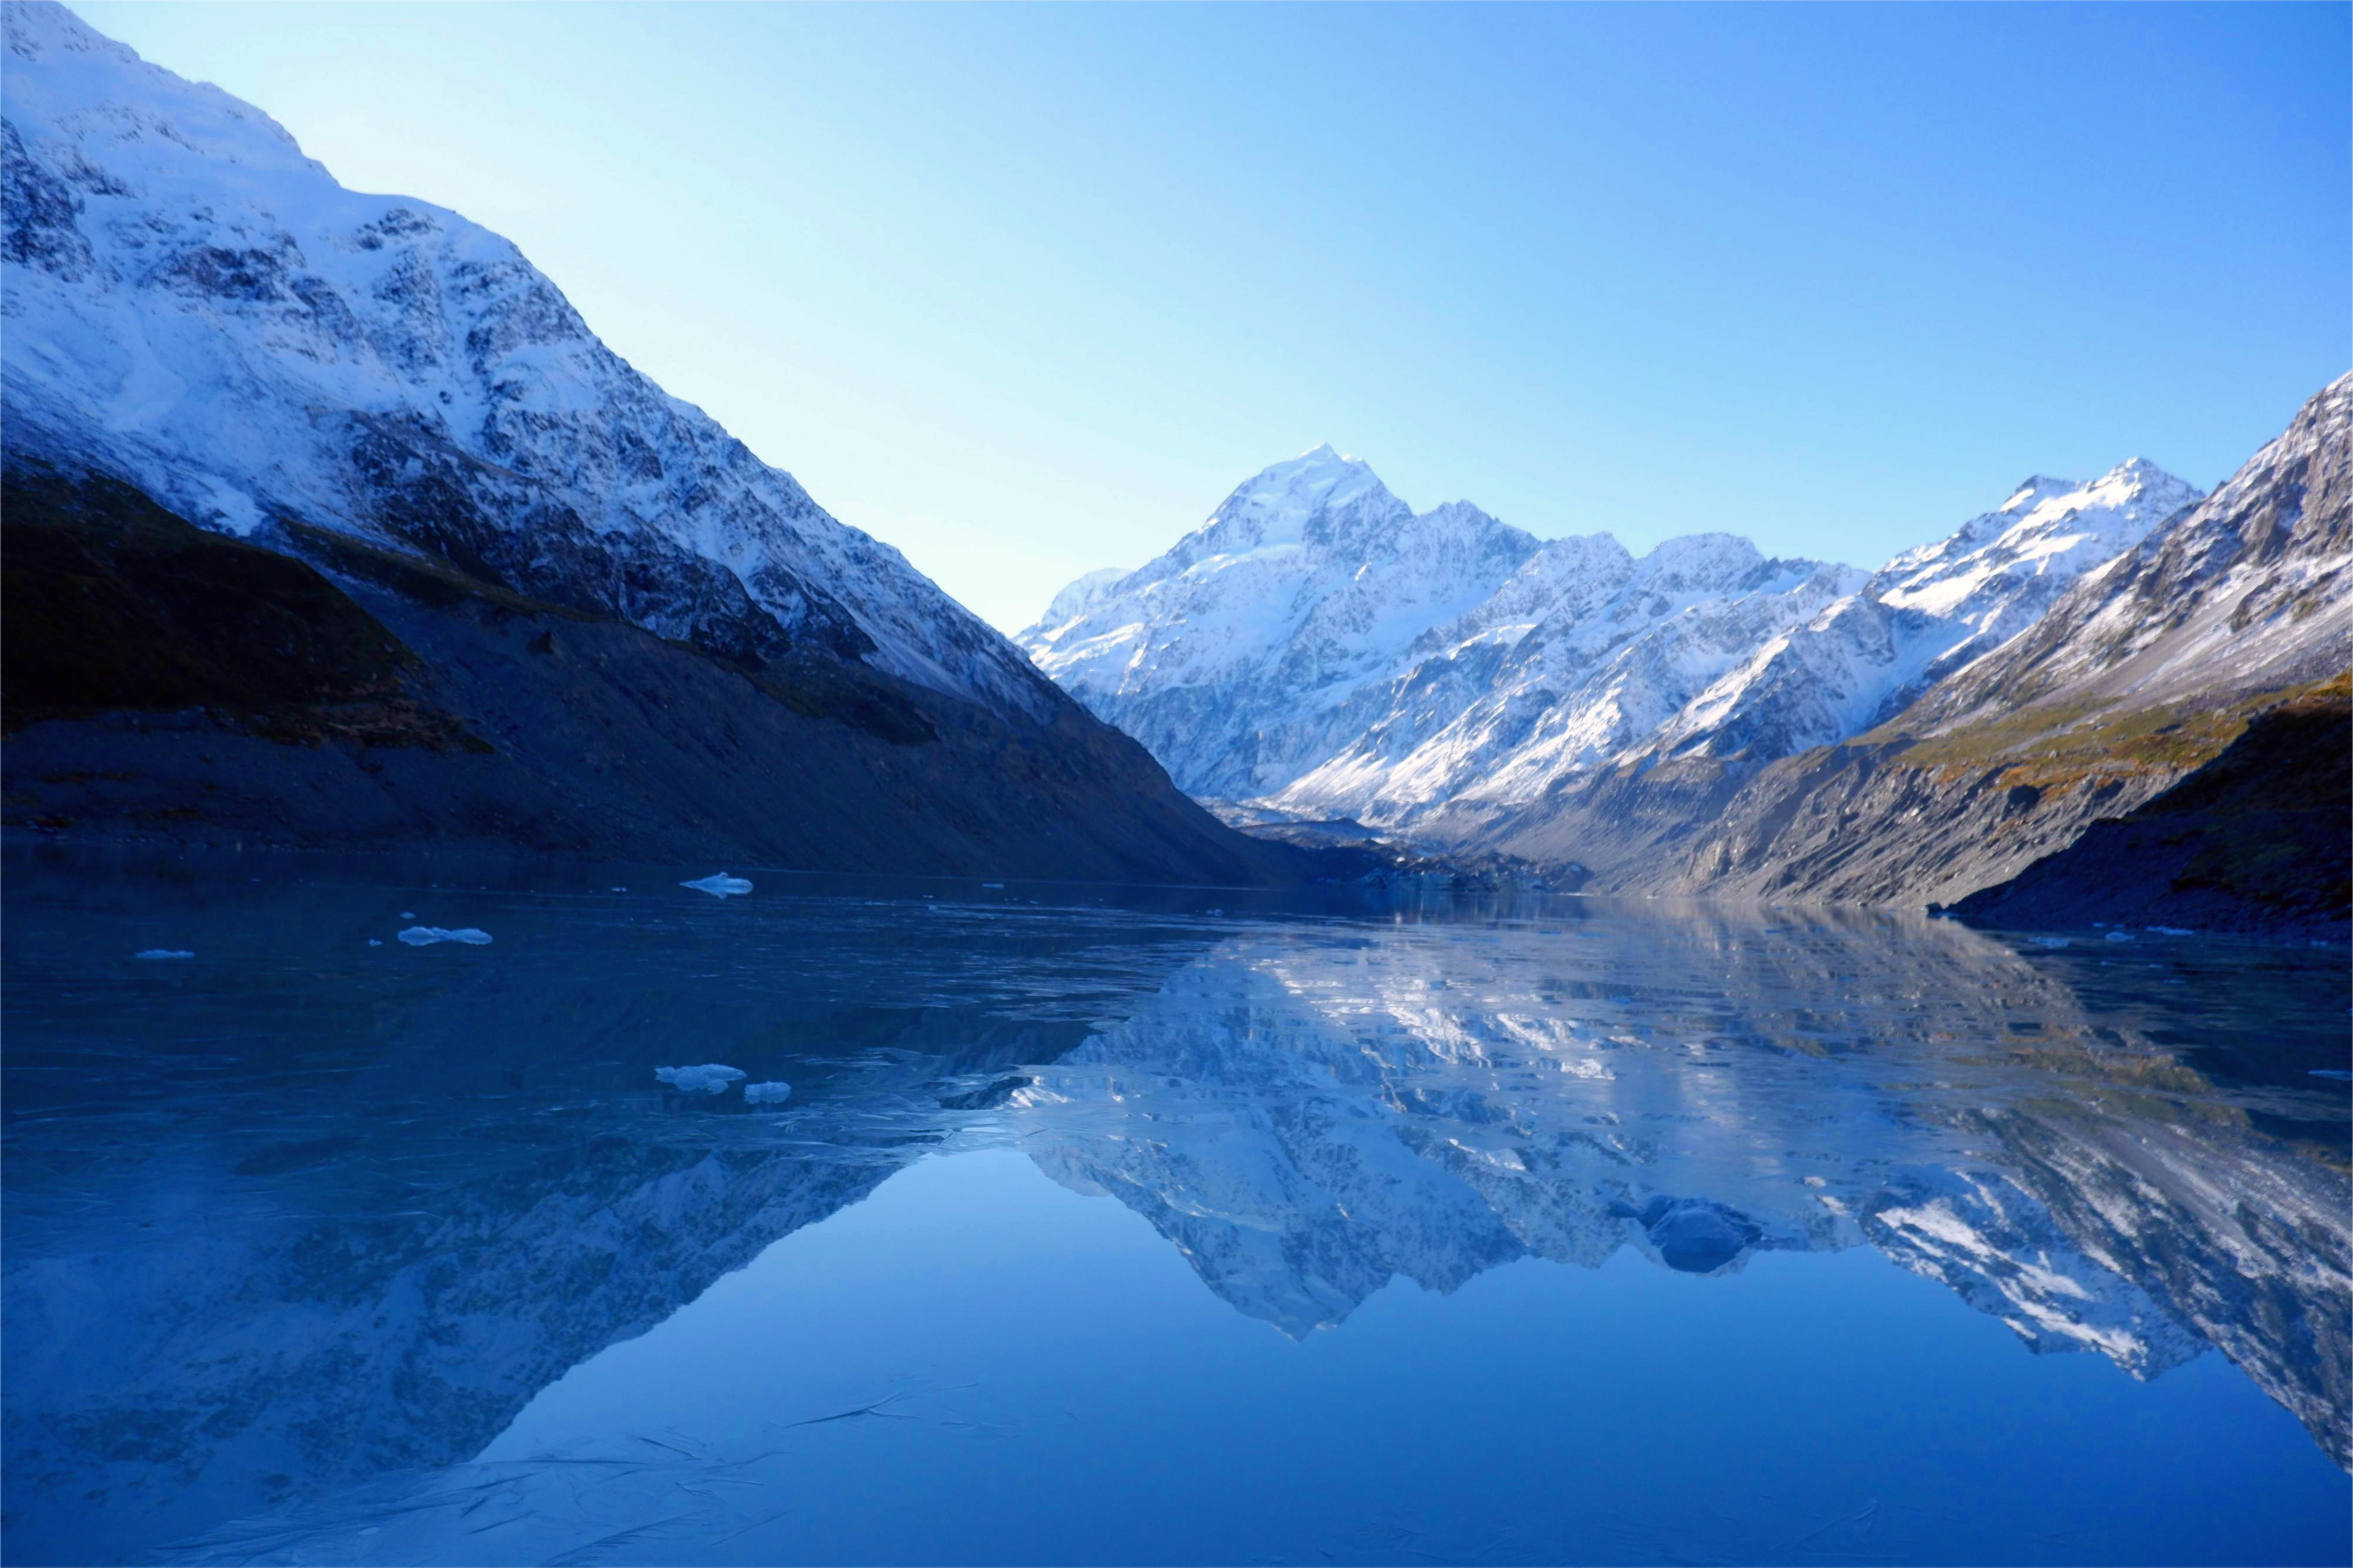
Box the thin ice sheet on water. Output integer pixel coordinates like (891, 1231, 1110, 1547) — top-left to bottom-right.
(134, 949, 194, 960)
(397, 926, 492, 947)
(655, 1065, 745, 1094)
(680, 873, 754, 898)
(742, 1080, 792, 1105)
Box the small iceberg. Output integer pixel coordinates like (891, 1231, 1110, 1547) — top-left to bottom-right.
(134, 949, 194, 961)
(2149, 926, 2195, 937)
(2103, 931, 2135, 943)
(981, 881, 1005, 889)
(656, 1064, 746, 1094)
(398, 926, 492, 947)
(401, 912, 417, 920)
(681, 873, 754, 898)
(742, 1080, 793, 1105)
(2309, 1069, 2351, 1081)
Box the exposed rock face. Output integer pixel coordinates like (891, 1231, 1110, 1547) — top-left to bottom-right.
(1028, 386, 2339, 924)
(1506, 373, 2352, 910)
(1951, 692, 2352, 935)
(1274, 531, 1865, 825)
(1024, 446, 1548, 800)
(0, 468, 1309, 882)
(1627, 461, 2202, 768)
(0, 2, 1309, 882)
(1024, 438, 2200, 859)
(1, 1, 1038, 711)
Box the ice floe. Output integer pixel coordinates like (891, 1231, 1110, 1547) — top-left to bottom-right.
(681, 873, 754, 898)
(133, 949, 194, 960)
(655, 1065, 746, 1094)
(398, 926, 492, 947)
(742, 1081, 793, 1105)
(2104, 931, 2135, 943)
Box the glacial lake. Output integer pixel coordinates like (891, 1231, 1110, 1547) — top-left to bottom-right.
(4, 849, 2347, 1567)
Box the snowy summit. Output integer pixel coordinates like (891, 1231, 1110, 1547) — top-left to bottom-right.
(1024, 446, 2203, 831)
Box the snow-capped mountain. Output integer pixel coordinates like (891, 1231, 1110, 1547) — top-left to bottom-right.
(1271, 531, 1864, 823)
(1022, 445, 1545, 798)
(0, 1, 1048, 716)
(1026, 439, 2194, 830)
(1915, 374, 2351, 728)
(1482, 375, 2349, 913)
(1622, 461, 2202, 768)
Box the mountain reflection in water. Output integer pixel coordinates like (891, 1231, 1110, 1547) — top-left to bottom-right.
(3, 855, 2347, 1566)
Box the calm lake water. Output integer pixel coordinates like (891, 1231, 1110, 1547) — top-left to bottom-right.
(4, 849, 2348, 1566)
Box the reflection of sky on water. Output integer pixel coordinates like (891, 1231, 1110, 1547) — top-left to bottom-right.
(4, 854, 2347, 1565)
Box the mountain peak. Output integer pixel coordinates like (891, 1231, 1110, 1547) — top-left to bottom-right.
(1245, 442, 1373, 489)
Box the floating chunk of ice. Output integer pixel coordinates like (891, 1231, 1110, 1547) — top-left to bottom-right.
(398, 926, 492, 946)
(681, 873, 753, 898)
(2030, 936, 2071, 948)
(2309, 1069, 2352, 1081)
(610, 887, 628, 893)
(2104, 931, 2135, 943)
(655, 1064, 746, 1093)
(742, 1080, 793, 1105)
(367, 939, 382, 947)
(134, 949, 193, 960)
(401, 912, 416, 920)
(981, 882, 1005, 889)
(2148, 926, 2195, 936)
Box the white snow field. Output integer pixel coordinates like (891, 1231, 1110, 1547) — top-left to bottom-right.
(1026, 445, 2200, 830)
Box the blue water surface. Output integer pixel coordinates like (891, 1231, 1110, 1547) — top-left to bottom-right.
(3, 849, 2346, 1566)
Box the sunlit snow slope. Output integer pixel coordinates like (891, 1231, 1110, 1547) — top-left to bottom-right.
(0, 1, 1049, 717)
(1026, 443, 2199, 830)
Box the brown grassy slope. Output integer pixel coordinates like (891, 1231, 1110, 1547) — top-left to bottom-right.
(1951, 683, 2350, 934)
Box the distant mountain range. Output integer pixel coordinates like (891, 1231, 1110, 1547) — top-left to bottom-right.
(2, 0, 2339, 919)
(1027, 381, 2349, 927)
(0, 1, 1305, 882)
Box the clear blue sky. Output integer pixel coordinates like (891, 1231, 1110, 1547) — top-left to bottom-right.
(66, 2, 2352, 632)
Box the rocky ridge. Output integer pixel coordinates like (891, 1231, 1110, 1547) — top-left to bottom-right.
(1, 1, 1047, 713)
(1510, 373, 2352, 916)
(1026, 440, 2201, 846)
(0, 2, 1314, 883)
